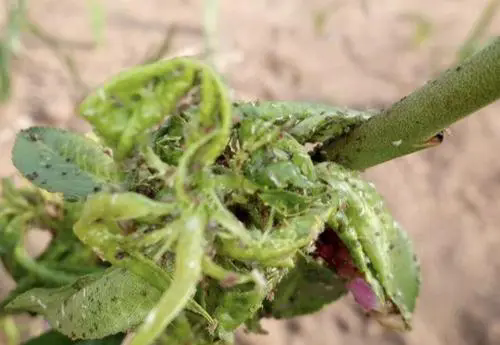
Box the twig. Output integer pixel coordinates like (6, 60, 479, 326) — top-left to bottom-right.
(203, 0, 219, 67)
(26, 20, 90, 99)
(141, 24, 202, 64)
(316, 37, 500, 170)
(457, 0, 500, 62)
(0, 0, 27, 102)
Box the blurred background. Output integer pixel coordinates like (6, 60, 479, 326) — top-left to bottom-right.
(0, 0, 499, 344)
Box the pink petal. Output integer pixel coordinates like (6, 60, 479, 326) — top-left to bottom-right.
(347, 277, 379, 311)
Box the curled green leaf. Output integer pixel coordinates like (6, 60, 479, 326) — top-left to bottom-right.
(80, 58, 231, 161)
(218, 207, 334, 266)
(316, 162, 420, 329)
(234, 101, 376, 144)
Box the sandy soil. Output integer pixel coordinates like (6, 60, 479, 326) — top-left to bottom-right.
(1, 1, 500, 344)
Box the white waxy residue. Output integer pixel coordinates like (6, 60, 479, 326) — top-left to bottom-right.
(36, 299, 47, 310)
(251, 270, 266, 289)
(186, 215, 202, 233)
(97, 88, 106, 101)
(144, 308, 158, 327)
(267, 172, 280, 187)
(31, 295, 47, 309)
(83, 108, 97, 117)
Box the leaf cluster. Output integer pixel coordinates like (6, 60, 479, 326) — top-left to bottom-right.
(1, 58, 420, 345)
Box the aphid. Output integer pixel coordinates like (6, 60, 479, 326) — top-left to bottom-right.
(12, 127, 123, 201)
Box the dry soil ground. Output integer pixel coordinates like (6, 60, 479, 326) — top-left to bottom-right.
(1, 1, 500, 345)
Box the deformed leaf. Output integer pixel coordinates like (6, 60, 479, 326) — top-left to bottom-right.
(12, 127, 123, 201)
(5, 268, 162, 340)
(79, 58, 195, 159)
(219, 207, 334, 265)
(234, 101, 376, 144)
(160, 312, 216, 345)
(79, 58, 232, 162)
(242, 132, 317, 190)
(22, 330, 124, 345)
(258, 190, 314, 216)
(214, 285, 267, 333)
(316, 162, 420, 329)
(262, 254, 347, 319)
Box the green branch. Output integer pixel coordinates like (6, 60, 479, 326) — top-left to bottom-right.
(317, 37, 500, 170)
